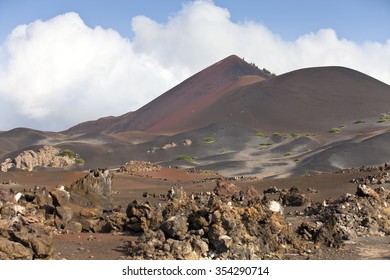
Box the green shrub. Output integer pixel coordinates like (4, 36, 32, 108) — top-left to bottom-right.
(290, 133, 299, 138)
(202, 137, 216, 143)
(272, 132, 280, 137)
(284, 152, 292, 157)
(353, 120, 365, 124)
(58, 149, 76, 159)
(176, 155, 196, 163)
(260, 142, 273, 147)
(75, 158, 85, 165)
(255, 132, 266, 138)
(377, 113, 389, 123)
(329, 128, 341, 133)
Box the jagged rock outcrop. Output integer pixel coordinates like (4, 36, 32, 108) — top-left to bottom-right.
(126, 182, 308, 260)
(0, 168, 118, 259)
(51, 169, 114, 232)
(118, 161, 162, 175)
(0, 188, 56, 260)
(0, 146, 84, 172)
(279, 186, 311, 207)
(299, 184, 390, 247)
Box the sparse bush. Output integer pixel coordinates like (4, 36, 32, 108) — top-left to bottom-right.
(284, 152, 292, 157)
(255, 132, 266, 138)
(202, 137, 216, 143)
(294, 158, 301, 162)
(58, 149, 76, 159)
(353, 120, 366, 124)
(75, 158, 85, 165)
(290, 133, 299, 138)
(329, 128, 341, 133)
(377, 113, 389, 123)
(272, 132, 281, 137)
(339, 124, 347, 128)
(176, 155, 196, 163)
(260, 142, 273, 147)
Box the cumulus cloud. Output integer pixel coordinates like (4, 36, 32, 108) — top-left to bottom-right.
(0, 13, 181, 131)
(0, 0, 389, 131)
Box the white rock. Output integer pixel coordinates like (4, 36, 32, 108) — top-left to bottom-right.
(268, 200, 284, 214)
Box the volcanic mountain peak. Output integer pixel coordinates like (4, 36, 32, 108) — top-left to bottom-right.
(64, 55, 390, 137)
(100, 55, 269, 134)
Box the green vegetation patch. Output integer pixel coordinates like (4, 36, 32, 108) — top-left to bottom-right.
(202, 137, 216, 143)
(260, 142, 273, 147)
(329, 128, 342, 134)
(58, 149, 76, 159)
(353, 120, 366, 124)
(377, 113, 389, 123)
(176, 155, 196, 163)
(290, 133, 299, 138)
(75, 158, 85, 165)
(284, 152, 293, 157)
(255, 132, 266, 138)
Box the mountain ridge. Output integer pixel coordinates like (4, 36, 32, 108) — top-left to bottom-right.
(1, 55, 390, 177)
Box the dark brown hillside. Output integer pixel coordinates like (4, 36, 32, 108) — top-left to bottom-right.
(64, 113, 133, 135)
(0, 128, 63, 158)
(184, 66, 390, 134)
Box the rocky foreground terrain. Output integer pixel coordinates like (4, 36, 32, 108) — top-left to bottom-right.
(1, 161, 389, 260)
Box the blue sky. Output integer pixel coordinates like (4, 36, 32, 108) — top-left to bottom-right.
(1, 0, 389, 43)
(0, 0, 389, 131)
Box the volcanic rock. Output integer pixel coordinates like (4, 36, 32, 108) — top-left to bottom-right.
(161, 215, 188, 240)
(356, 184, 379, 199)
(280, 186, 310, 206)
(49, 169, 114, 232)
(1, 146, 80, 172)
(127, 180, 308, 260)
(300, 186, 390, 247)
(67, 169, 113, 211)
(0, 237, 33, 260)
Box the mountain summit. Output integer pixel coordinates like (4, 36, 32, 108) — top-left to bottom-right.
(66, 55, 269, 134)
(107, 55, 269, 134)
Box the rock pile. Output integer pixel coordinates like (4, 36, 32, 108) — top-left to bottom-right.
(337, 163, 390, 174)
(126, 181, 309, 260)
(118, 161, 162, 175)
(350, 172, 390, 185)
(263, 186, 311, 207)
(299, 184, 390, 247)
(279, 186, 311, 207)
(0, 169, 120, 259)
(51, 169, 114, 232)
(0, 188, 56, 259)
(1, 146, 83, 172)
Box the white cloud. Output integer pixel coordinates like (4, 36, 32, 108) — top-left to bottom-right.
(0, 12, 181, 131)
(0, 0, 389, 131)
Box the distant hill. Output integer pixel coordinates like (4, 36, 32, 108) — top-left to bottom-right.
(190, 65, 390, 133)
